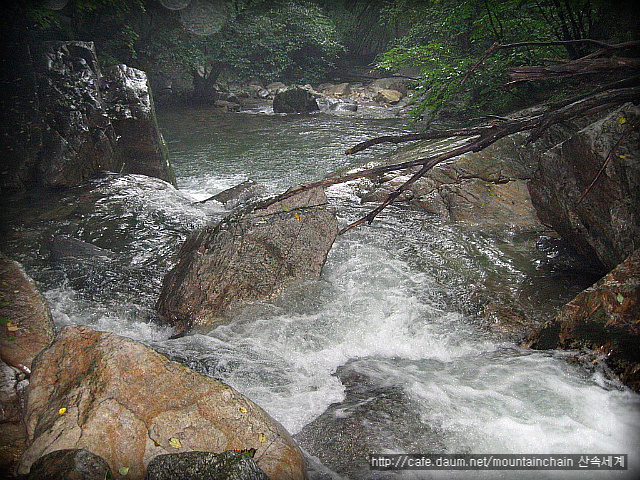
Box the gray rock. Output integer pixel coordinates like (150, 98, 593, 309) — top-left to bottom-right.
(145, 450, 269, 480)
(26, 449, 111, 480)
(199, 180, 269, 211)
(103, 64, 177, 186)
(528, 103, 640, 271)
(49, 235, 117, 262)
(0, 41, 176, 194)
(156, 188, 338, 330)
(273, 87, 319, 113)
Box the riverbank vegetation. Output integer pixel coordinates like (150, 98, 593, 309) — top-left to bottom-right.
(4, 0, 638, 122)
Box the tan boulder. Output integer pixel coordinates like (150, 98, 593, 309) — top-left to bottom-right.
(322, 82, 351, 97)
(0, 255, 55, 373)
(156, 187, 337, 330)
(18, 325, 307, 480)
(375, 89, 403, 104)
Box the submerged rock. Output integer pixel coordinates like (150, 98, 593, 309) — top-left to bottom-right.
(294, 359, 444, 480)
(522, 249, 640, 391)
(26, 449, 111, 480)
(0, 255, 55, 373)
(273, 87, 319, 113)
(18, 325, 307, 480)
(145, 450, 269, 480)
(49, 235, 117, 262)
(156, 188, 338, 330)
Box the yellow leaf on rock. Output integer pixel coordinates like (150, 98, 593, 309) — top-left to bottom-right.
(58, 408, 67, 415)
(169, 437, 182, 449)
(239, 406, 248, 413)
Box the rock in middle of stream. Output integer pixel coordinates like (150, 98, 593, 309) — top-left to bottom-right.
(156, 188, 338, 331)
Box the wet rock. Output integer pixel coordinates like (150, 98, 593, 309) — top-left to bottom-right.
(294, 359, 444, 480)
(479, 302, 531, 340)
(30, 41, 118, 189)
(26, 449, 111, 480)
(18, 325, 307, 480)
(145, 450, 269, 480)
(375, 89, 403, 105)
(0, 255, 55, 373)
(199, 180, 269, 211)
(273, 87, 319, 113)
(357, 132, 547, 231)
(103, 64, 177, 186)
(49, 235, 117, 262)
(316, 97, 358, 114)
(522, 249, 640, 391)
(216, 100, 242, 112)
(0, 359, 28, 423)
(0, 41, 176, 194)
(528, 103, 640, 271)
(1, 359, 29, 477)
(156, 188, 337, 330)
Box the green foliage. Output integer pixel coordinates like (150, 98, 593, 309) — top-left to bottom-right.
(220, 1, 344, 83)
(375, 0, 639, 125)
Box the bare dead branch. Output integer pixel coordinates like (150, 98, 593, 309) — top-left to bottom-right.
(255, 87, 639, 234)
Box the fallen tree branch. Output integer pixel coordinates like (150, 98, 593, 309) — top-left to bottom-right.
(256, 86, 639, 234)
(461, 39, 640, 87)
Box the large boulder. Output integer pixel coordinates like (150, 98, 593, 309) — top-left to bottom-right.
(273, 87, 319, 113)
(102, 64, 176, 185)
(0, 41, 176, 194)
(528, 103, 640, 271)
(522, 249, 640, 391)
(0, 255, 55, 373)
(156, 188, 338, 330)
(17, 325, 307, 480)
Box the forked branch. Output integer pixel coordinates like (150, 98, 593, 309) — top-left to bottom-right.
(256, 87, 639, 234)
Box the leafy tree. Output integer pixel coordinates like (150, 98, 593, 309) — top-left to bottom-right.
(375, 0, 640, 125)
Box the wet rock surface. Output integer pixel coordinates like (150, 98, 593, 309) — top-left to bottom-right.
(294, 359, 444, 480)
(102, 64, 176, 185)
(0, 41, 176, 194)
(156, 188, 338, 330)
(18, 325, 307, 480)
(523, 249, 640, 391)
(26, 449, 112, 480)
(273, 87, 320, 113)
(0, 255, 55, 373)
(528, 103, 640, 271)
(145, 450, 269, 480)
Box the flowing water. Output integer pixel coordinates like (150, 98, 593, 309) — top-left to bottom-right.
(1, 104, 638, 479)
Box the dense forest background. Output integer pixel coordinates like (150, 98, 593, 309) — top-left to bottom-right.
(2, 0, 640, 123)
